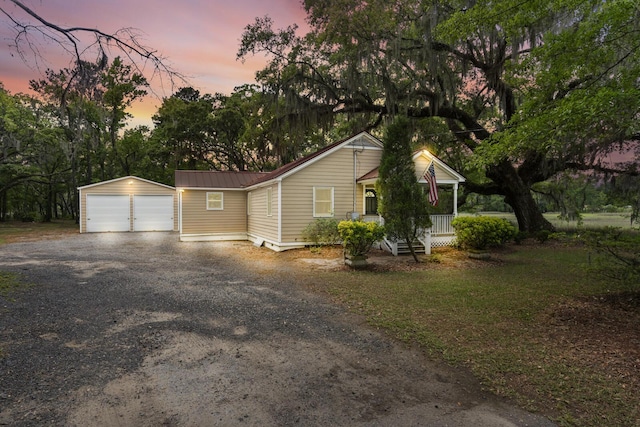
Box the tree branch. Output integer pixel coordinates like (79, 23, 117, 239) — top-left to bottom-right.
(2, 0, 186, 93)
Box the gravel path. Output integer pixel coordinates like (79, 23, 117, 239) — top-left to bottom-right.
(0, 233, 555, 426)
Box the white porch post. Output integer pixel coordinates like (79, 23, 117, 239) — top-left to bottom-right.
(453, 183, 459, 217)
(424, 228, 431, 255)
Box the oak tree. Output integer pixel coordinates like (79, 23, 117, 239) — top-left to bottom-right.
(239, 0, 640, 232)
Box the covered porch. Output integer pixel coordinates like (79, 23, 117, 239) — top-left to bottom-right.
(357, 149, 465, 256)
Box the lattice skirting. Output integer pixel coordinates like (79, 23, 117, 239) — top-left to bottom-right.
(431, 234, 456, 247)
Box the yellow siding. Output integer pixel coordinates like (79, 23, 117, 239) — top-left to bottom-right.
(414, 156, 452, 182)
(181, 190, 247, 234)
(247, 185, 279, 242)
(280, 146, 382, 243)
(79, 177, 177, 232)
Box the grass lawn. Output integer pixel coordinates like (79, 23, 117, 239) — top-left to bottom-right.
(0, 220, 76, 298)
(313, 242, 639, 427)
(463, 211, 635, 230)
(0, 219, 78, 245)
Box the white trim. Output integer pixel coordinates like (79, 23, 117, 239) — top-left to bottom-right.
(178, 190, 183, 234)
(243, 178, 283, 192)
(206, 192, 224, 210)
(313, 186, 334, 218)
(277, 182, 282, 244)
(79, 189, 84, 233)
(454, 183, 459, 217)
(247, 191, 252, 215)
(77, 175, 175, 191)
(179, 232, 247, 242)
(177, 187, 246, 192)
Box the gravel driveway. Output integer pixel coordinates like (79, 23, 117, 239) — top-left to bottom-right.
(0, 233, 555, 426)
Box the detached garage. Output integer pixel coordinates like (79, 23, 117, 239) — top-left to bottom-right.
(78, 176, 178, 233)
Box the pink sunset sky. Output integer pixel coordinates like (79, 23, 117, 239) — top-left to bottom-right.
(1, 0, 308, 126)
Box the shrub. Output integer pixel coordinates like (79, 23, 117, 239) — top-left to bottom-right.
(513, 230, 528, 244)
(451, 216, 517, 250)
(535, 229, 551, 243)
(337, 220, 385, 257)
(302, 218, 341, 246)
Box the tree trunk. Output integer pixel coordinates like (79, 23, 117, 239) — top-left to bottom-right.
(44, 179, 53, 222)
(505, 187, 553, 232)
(405, 236, 421, 263)
(0, 190, 6, 221)
(488, 160, 554, 233)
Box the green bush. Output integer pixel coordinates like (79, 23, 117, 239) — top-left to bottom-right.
(337, 220, 385, 257)
(451, 216, 517, 250)
(535, 229, 551, 243)
(302, 218, 341, 246)
(513, 230, 528, 244)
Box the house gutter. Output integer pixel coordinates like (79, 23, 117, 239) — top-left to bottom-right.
(353, 143, 365, 215)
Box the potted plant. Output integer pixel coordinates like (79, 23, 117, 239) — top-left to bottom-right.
(337, 220, 385, 268)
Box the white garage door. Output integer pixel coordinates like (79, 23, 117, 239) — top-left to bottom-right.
(133, 195, 174, 231)
(86, 195, 130, 232)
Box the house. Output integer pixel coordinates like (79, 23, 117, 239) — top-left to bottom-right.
(176, 132, 465, 254)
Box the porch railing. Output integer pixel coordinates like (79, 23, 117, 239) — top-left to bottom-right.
(364, 214, 454, 236)
(430, 214, 455, 235)
(364, 213, 456, 255)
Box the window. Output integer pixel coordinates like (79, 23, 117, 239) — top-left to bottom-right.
(313, 187, 334, 217)
(266, 187, 273, 217)
(365, 189, 378, 215)
(206, 192, 223, 210)
(247, 192, 252, 215)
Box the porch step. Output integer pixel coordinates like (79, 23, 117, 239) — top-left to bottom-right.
(395, 240, 426, 255)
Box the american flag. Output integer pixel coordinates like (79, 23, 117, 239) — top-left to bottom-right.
(424, 162, 438, 206)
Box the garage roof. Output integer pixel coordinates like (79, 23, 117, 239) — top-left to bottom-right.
(77, 175, 175, 190)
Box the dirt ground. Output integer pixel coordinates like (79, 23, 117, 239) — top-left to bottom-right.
(0, 232, 558, 426)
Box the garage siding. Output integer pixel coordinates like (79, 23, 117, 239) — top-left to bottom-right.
(79, 176, 177, 233)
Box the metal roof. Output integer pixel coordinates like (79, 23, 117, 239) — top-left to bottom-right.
(357, 167, 380, 182)
(174, 170, 267, 189)
(175, 131, 385, 189)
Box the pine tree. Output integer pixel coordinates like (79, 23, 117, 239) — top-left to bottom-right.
(376, 116, 431, 262)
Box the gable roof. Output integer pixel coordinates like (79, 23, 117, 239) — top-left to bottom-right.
(245, 131, 383, 189)
(175, 131, 390, 190)
(77, 175, 175, 190)
(357, 150, 466, 183)
(412, 150, 466, 183)
(175, 170, 267, 189)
